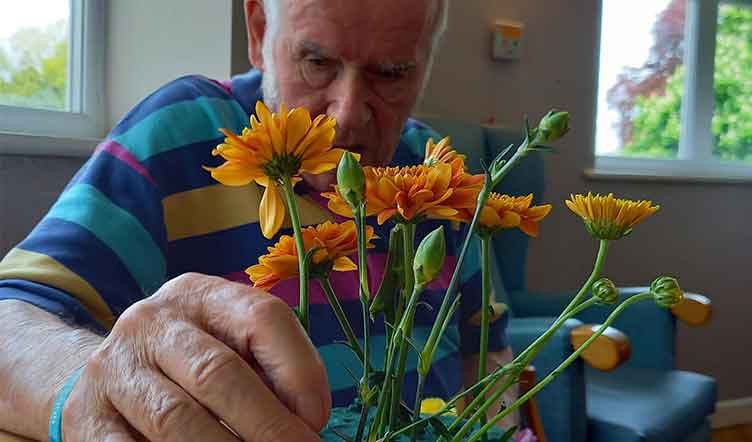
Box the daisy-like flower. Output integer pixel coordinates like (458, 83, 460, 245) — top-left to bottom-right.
(205, 101, 350, 238)
(324, 163, 484, 224)
(420, 398, 457, 416)
(566, 192, 660, 240)
(423, 137, 465, 167)
(246, 220, 377, 290)
(479, 193, 552, 237)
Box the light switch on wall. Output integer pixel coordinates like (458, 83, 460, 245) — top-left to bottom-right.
(492, 20, 524, 61)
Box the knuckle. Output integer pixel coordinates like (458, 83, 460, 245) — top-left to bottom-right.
(117, 299, 161, 329)
(187, 348, 238, 393)
(147, 394, 194, 439)
(247, 295, 293, 325)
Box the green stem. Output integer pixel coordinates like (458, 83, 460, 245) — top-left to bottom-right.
(447, 298, 600, 441)
(281, 176, 309, 332)
(411, 373, 428, 442)
(515, 239, 609, 364)
(355, 204, 372, 400)
(422, 184, 490, 373)
(318, 278, 364, 364)
(389, 223, 416, 430)
(465, 293, 653, 442)
(385, 364, 517, 441)
(477, 235, 492, 440)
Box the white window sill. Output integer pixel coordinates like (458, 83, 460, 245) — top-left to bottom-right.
(0, 131, 100, 158)
(587, 156, 752, 185)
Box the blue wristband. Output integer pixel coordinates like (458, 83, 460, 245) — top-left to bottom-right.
(49, 367, 84, 442)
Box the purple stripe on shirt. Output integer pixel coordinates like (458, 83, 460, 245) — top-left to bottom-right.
(222, 253, 458, 307)
(95, 140, 156, 185)
(211, 79, 233, 95)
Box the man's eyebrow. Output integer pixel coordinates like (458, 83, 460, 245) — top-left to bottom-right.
(373, 61, 418, 73)
(297, 41, 335, 58)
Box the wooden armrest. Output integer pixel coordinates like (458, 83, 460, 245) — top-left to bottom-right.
(519, 366, 547, 442)
(570, 324, 631, 371)
(671, 293, 712, 326)
(468, 302, 509, 326)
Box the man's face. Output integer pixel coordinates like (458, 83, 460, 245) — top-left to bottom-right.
(255, 0, 435, 187)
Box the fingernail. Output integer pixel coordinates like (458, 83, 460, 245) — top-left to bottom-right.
(295, 393, 327, 432)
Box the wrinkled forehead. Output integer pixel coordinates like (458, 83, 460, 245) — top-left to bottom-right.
(279, 0, 435, 64)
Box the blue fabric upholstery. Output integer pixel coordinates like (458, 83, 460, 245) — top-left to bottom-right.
(508, 318, 587, 442)
(586, 369, 717, 442)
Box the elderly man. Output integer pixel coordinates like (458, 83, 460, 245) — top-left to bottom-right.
(0, 1, 514, 441)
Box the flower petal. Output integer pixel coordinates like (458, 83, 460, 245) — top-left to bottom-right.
(259, 183, 286, 239)
(332, 256, 357, 272)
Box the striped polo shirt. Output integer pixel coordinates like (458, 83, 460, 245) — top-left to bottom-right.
(0, 70, 507, 406)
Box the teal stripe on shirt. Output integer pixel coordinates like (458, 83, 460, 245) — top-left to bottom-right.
(47, 184, 166, 295)
(113, 97, 248, 162)
(320, 325, 461, 391)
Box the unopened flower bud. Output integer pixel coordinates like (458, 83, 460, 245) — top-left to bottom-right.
(535, 110, 570, 144)
(413, 227, 446, 287)
(651, 276, 684, 308)
(593, 278, 619, 305)
(337, 151, 365, 208)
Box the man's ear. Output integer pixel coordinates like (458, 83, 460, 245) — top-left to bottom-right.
(245, 0, 267, 70)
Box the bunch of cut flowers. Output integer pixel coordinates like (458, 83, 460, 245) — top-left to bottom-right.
(205, 102, 680, 442)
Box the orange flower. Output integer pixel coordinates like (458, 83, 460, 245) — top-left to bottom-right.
(205, 101, 351, 239)
(479, 193, 552, 237)
(424, 137, 465, 168)
(323, 163, 484, 224)
(246, 221, 377, 290)
(566, 193, 659, 240)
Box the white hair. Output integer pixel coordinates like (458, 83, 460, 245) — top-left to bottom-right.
(260, 0, 448, 108)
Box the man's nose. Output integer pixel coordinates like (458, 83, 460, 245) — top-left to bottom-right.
(326, 69, 372, 137)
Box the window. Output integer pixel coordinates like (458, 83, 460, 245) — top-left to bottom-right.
(0, 0, 105, 155)
(593, 0, 752, 180)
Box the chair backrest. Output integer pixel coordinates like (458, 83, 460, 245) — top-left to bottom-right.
(416, 116, 546, 308)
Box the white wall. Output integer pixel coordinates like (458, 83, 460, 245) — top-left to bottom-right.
(106, 0, 235, 128)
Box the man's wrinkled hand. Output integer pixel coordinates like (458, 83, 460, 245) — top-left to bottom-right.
(61, 273, 331, 442)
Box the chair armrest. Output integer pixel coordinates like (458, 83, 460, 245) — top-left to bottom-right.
(508, 317, 586, 442)
(671, 293, 712, 326)
(569, 324, 631, 371)
(510, 288, 677, 370)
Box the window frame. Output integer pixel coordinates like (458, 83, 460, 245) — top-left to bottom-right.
(0, 0, 105, 156)
(591, 0, 752, 182)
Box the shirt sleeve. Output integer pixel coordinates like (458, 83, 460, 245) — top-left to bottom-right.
(0, 75, 247, 332)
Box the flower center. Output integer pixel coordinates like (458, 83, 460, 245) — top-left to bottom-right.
(263, 154, 302, 181)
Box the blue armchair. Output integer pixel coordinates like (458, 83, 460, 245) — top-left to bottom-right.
(419, 116, 717, 442)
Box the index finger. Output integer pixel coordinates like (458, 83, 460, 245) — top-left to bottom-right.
(159, 273, 332, 431)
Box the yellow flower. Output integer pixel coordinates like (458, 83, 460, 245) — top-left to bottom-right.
(566, 193, 660, 240)
(424, 137, 465, 167)
(479, 193, 552, 237)
(246, 221, 377, 290)
(420, 398, 456, 416)
(205, 101, 350, 238)
(324, 163, 484, 224)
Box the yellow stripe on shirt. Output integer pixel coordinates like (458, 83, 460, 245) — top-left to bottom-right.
(0, 248, 115, 329)
(163, 184, 334, 242)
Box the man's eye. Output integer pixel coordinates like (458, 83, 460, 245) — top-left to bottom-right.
(306, 57, 330, 68)
(377, 69, 407, 81)
(301, 56, 337, 88)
